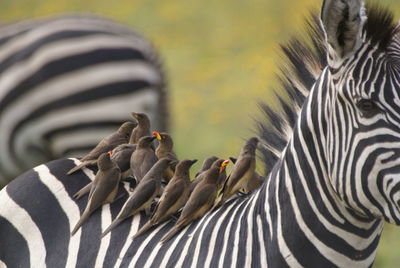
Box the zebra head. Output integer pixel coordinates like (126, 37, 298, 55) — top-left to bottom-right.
(320, 0, 400, 224)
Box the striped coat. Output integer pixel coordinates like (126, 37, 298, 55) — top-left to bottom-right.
(0, 14, 168, 186)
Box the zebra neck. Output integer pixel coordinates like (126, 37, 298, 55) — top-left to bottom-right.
(257, 76, 384, 266)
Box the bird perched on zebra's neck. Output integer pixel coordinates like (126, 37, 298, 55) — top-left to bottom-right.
(71, 152, 121, 235)
(153, 131, 179, 182)
(190, 156, 219, 193)
(161, 159, 228, 242)
(130, 136, 158, 183)
(133, 159, 197, 239)
(129, 112, 151, 144)
(66, 121, 136, 175)
(101, 158, 173, 238)
(229, 156, 264, 192)
(214, 137, 258, 209)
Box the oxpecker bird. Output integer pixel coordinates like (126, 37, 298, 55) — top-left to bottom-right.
(190, 156, 225, 193)
(130, 136, 158, 182)
(111, 144, 137, 178)
(133, 159, 197, 239)
(161, 159, 228, 243)
(101, 158, 173, 237)
(229, 156, 265, 192)
(129, 112, 151, 144)
(71, 152, 121, 235)
(67, 121, 135, 175)
(214, 137, 259, 209)
(153, 131, 178, 182)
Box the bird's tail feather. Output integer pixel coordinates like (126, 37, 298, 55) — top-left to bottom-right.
(101, 218, 123, 238)
(73, 183, 92, 199)
(161, 225, 183, 243)
(67, 160, 96, 175)
(132, 221, 154, 239)
(71, 209, 91, 236)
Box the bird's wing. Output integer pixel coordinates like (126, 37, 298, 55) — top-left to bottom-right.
(227, 157, 253, 188)
(88, 169, 120, 208)
(155, 180, 186, 214)
(180, 183, 216, 219)
(141, 151, 158, 174)
(119, 180, 158, 218)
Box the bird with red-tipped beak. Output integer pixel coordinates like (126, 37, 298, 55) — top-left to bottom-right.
(161, 159, 229, 243)
(153, 131, 179, 182)
(133, 159, 197, 239)
(213, 137, 259, 210)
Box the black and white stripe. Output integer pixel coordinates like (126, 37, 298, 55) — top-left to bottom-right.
(1, 1, 400, 267)
(0, 14, 168, 186)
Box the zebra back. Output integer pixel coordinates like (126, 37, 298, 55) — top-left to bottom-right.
(0, 14, 168, 186)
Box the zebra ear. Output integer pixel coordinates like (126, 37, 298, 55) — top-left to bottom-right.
(321, 0, 366, 63)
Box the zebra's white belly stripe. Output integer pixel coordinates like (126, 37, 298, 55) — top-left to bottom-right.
(0, 187, 46, 267)
(0, 259, 7, 268)
(115, 214, 140, 267)
(231, 199, 252, 267)
(142, 223, 169, 268)
(174, 227, 197, 268)
(244, 193, 258, 267)
(190, 211, 219, 267)
(217, 199, 247, 267)
(256, 215, 268, 266)
(94, 204, 112, 268)
(203, 203, 238, 268)
(34, 161, 95, 268)
(158, 224, 190, 268)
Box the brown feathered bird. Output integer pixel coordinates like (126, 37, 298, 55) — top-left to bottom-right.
(71, 152, 121, 235)
(129, 112, 151, 144)
(73, 145, 137, 200)
(67, 121, 135, 175)
(101, 158, 173, 238)
(153, 131, 178, 182)
(190, 156, 228, 193)
(213, 137, 258, 209)
(133, 159, 197, 239)
(161, 159, 228, 243)
(111, 144, 137, 178)
(130, 136, 158, 182)
(229, 156, 264, 192)
(189, 156, 218, 193)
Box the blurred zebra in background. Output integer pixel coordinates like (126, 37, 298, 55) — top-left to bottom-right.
(0, 14, 168, 186)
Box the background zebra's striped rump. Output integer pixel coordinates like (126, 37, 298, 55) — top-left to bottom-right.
(0, 14, 168, 186)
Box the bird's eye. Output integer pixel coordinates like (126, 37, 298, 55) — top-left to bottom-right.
(356, 99, 379, 117)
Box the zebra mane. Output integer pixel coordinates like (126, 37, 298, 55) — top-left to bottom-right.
(257, 2, 399, 176)
(256, 14, 326, 175)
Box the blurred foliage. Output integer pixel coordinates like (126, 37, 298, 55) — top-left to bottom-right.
(1, 0, 400, 267)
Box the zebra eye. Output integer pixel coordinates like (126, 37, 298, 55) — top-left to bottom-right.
(356, 99, 378, 116)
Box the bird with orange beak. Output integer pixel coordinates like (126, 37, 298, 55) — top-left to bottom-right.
(213, 137, 259, 210)
(153, 131, 178, 182)
(133, 159, 197, 239)
(161, 159, 229, 243)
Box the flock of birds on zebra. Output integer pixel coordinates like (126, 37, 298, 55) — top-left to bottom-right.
(67, 111, 263, 242)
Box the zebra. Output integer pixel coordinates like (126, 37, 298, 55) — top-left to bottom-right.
(0, 0, 400, 267)
(0, 14, 168, 187)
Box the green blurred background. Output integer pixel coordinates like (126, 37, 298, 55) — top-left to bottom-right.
(1, 0, 399, 266)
